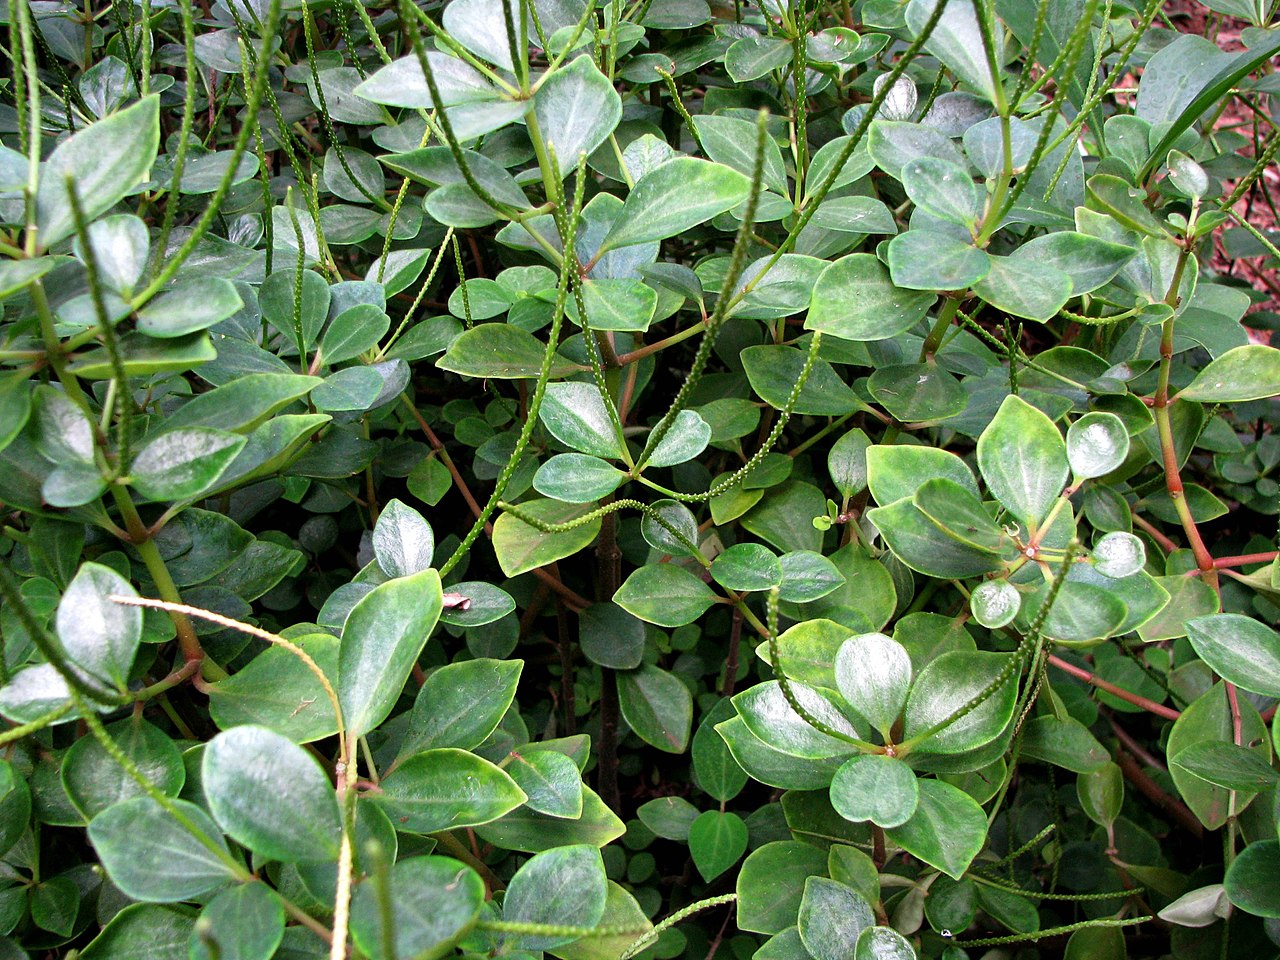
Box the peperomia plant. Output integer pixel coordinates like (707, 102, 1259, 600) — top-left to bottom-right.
(1, 0, 1280, 956)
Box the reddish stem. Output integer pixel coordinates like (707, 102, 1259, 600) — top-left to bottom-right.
(1213, 551, 1278, 569)
(1048, 654, 1180, 720)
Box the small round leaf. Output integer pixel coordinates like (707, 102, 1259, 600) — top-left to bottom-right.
(969, 580, 1021, 629)
(1066, 412, 1129, 479)
(830, 754, 919, 828)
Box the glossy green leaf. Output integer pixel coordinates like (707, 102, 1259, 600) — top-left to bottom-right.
(640, 499, 700, 557)
(339, 568, 443, 736)
(977, 395, 1068, 528)
(533, 454, 626, 503)
(129, 428, 246, 502)
(646, 410, 713, 468)
(867, 362, 967, 422)
(534, 55, 622, 179)
(502, 845, 608, 949)
(913, 477, 1006, 553)
(777, 551, 846, 603)
(797, 877, 874, 960)
(372, 498, 435, 578)
(62, 715, 183, 820)
(493, 499, 603, 578)
(886, 230, 990, 291)
(136, 279, 242, 338)
(437, 323, 582, 379)
(540, 382, 625, 459)
(1167, 684, 1270, 829)
(0, 760, 30, 857)
(473, 785, 625, 852)
(398, 658, 523, 761)
(1224, 840, 1280, 919)
(711, 543, 782, 592)
(1179, 345, 1280, 403)
(742, 345, 866, 416)
(902, 651, 1016, 755)
(600, 157, 751, 252)
(1019, 715, 1110, 773)
(866, 445, 979, 505)
(79, 903, 196, 960)
(55, 561, 140, 693)
(830, 754, 919, 828)
(349, 856, 485, 960)
(578, 602, 645, 669)
(162, 373, 321, 434)
(855, 927, 916, 960)
(35, 96, 160, 247)
(689, 810, 748, 882)
(885, 778, 986, 879)
(1091, 532, 1145, 579)
(1076, 762, 1123, 827)
(614, 563, 716, 627)
(88, 797, 236, 902)
(1067, 412, 1130, 479)
(319, 304, 390, 365)
(370, 748, 526, 833)
(969, 580, 1021, 628)
(972, 253, 1073, 322)
(732, 680, 861, 759)
(902, 156, 982, 227)
(1185, 614, 1280, 697)
(905, 0, 1001, 103)
(1171, 740, 1279, 792)
(1015, 231, 1137, 295)
(806, 255, 935, 342)
(736, 841, 830, 935)
(618, 663, 693, 753)
(202, 725, 342, 863)
(505, 749, 582, 818)
(207, 635, 339, 742)
(693, 698, 748, 802)
(835, 633, 911, 736)
(867, 498, 1004, 579)
(190, 883, 285, 960)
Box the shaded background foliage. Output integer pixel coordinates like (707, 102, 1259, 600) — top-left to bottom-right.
(0, 0, 1279, 957)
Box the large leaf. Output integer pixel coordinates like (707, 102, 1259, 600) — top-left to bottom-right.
(539, 382, 626, 459)
(372, 498, 436, 578)
(617, 664, 693, 753)
(834, 634, 911, 737)
(884, 778, 986, 879)
(905, 0, 1001, 103)
(736, 841, 830, 934)
(369, 748, 527, 833)
(600, 157, 750, 252)
(1184, 614, 1280, 698)
(797, 877, 875, 960)
(349, 857, 485, 960)
(902, 651, 1016, 755)
(36, 96, 160, 247)
(492, 499, 603, 578)
(614, 563, 717, 628)
(339, 568, 443, 737)
(534, 55, 623, 179)
(806, 254, 935, 342)
(502, 845, 608, 950)
(129, 428, 247, 502)
(1179, 345, 1280, 403)
(397, 658, 523, 762)
(55, 562, 141, 694)
(976, 395, 1068, 529)
(202, 725, 342, 863)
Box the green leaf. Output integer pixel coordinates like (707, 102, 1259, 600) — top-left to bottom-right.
(866, 445, 979, 505)
(63, 716, 184, 819)
(573, 278, 657, 332)
(830, 754, 919, 828)
(1224, 840, 1280, 919)
(1066, 412, 1129, 479)
(977, 395, 1068, 529)
(1091, 532, 1145, 579)
(0, 760, 30, 857)
(578, 602, 645, 669)
(638, 796, 700, 841)
(905, 0, 1001, 103)
(867, 361, 967, 422)
(398, 659, 523, 761)
(1167, 684, 1270, 829)
(207, 635, 340, 743)
(806, 254, 935, 342)
(1015, 231, 1137, 296)
(1185, 614, 1280, 697)
(736, 841, 830, 935)
(203, 725, 342, 863)
(162, 373, 322, 434)
(311, 367, 385, 412)
(1077, 762, 1123, 827)
(349, 857, 485, 960)
(614, 563, 716, 627)
(693, 698, 748, 802)
(534, 453, 628, 503)
(835, 633, 911, 737)
(886, 230, 990, 291)
(711, 543, 782, 592)
(437, 323, 582, 379)
(600, 157, 751, 252)
(505, 750, 582, 818)
(190, 883, 285, 960)
(914, 477, 1006, 553)
(972, 253, 1073, 322)
(55, 561, 140, 693)
(474, 784, 625, 852)
(320, 304, 391, 365)
(646, 410, 712, 468)
(885, 778, 986, 879)
(969, 580, 1021, 628)
(136, 279, 243, 338)
(778, 551, 845, 603)
(867, 499, 1005, 579)
(355, 51, 501, 109)
(689, 810, 748, 882)
(130, 428, 247, 502)
(693, 114, 788, 195)
(35, 95, 160, 247)
(534, 55, 622, 179)
(493, 499, 603, 578)
(902, 157, 982, 227)
(339, 568, 443, 737)
(88, 798, 236, 903)
(71, 331, 217, 379)
(372, 498, 435, 578)
(902, 651, 1016, 755)
(556, 882, 654, 960)
(797, 877, 874, 960)
(1171, 741, 1279, 792)
(540, 382, 625, 459)
(742, 345, 866, 416)
(855, 927, 917, 960)
(1179, 345, 1280, 402)
(79, 904, 196, 960)
(732, 681, 861, 760)
(502, 845, 608, 950)
(618, 663, 693, 753)
(1019, 715, 1110, 773)
(370, 748, 527, 833)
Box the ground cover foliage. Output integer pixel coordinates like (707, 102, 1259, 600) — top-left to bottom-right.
(0, 0, 1279, 955)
